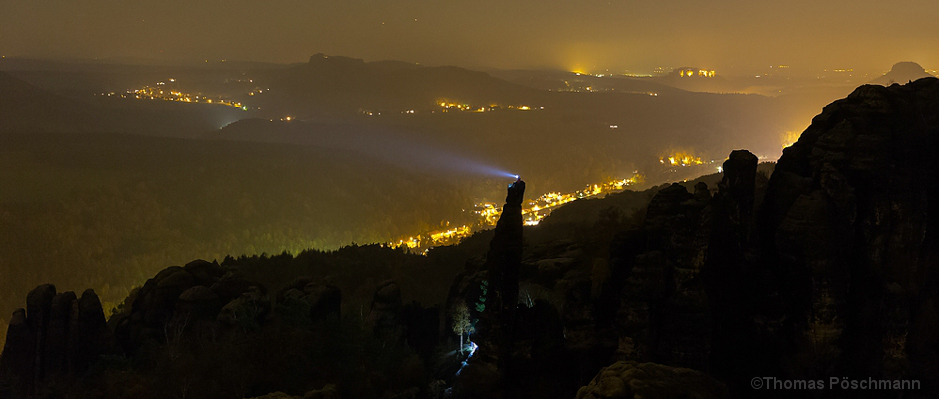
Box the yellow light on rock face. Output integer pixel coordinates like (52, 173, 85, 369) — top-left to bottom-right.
(782, 130, 801, 149)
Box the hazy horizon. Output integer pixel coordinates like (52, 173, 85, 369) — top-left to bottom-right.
(2, 0, 938, 75)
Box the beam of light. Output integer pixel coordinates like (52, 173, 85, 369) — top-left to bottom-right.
(216, 120, 517, 179)
(312, 124, 517, 179)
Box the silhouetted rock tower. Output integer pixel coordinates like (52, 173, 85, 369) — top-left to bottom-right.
(453, 178, 525, 397)
(486, 179, 525, 361)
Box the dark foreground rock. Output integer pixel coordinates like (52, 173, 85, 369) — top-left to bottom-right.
(576, 361, 727, 398)
(749, 77, 939, 394)
(0, 286, 112, 397)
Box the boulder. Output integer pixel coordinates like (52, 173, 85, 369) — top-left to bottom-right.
(274, 288, 311, 326)
(154, 270, 196, 302)
(212, 275, 259, 305)
(218, 291, 270, 331)
(576, 361, 727, 398)
(303, 383, 338, 398)
(176, 285, 223, 321)
(366, 281, 403, 342)
(275, 276, 314, 304)
(184, 259, 227, 287)
(305, 283, 341, 321)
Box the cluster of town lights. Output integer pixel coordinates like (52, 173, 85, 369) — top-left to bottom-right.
(116, 79, 248, 110)
(385, 173, 643, 251)
(660, 152, 706, 167)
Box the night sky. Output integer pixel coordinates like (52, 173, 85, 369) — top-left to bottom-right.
(1, 0, 937, 73)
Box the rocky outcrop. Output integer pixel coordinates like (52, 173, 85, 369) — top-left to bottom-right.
(217, 290, 270, 331)
(587, 80, 939, 395)
(872, 61, 935, 86)
(450, 180, 526, 397)
(0, 286, 112, 397)
(703, 150, 774, 384)
(113, 260, 267, 351)
(0, 309, 30, 396)
(274, 277, 342, 326)
(753, 78, 939, 392)
(604, 181, 712, 370)
(26, 284, 56, 394)
(44, 291, 76, 384)
(177, 286, 223, 321)
(483, 178, 526, 360)
(76, 290, 111, 373)
(576, 361, 727, 398)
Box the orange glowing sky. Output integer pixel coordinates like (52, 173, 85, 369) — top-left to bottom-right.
(1, 0, 937, 74)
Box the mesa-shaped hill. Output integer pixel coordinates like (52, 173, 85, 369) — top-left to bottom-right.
(871, 61, 935, 85)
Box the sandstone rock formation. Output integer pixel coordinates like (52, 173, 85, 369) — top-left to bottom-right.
(451, 179, 526, 397)
(755, 77, 939, 392)
(872, 61, 935, 86)
(0, 285, 111, 397)
(112, 259, 268, 351)
(604, 180, 713, 371)
(274, 277, 342, 326)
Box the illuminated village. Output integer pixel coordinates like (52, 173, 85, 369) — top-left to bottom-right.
(659, 151, 706, 166)
(436, 100, 539, 113)
(677, 68, 717, 78)
(385, 173, 644, 252)
(105, 78, 249, 110)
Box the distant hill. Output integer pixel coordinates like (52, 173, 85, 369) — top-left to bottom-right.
(871, 61, 935, 85)
(0, 71, 96, 133)
(0, 70, 247, 137)
(242, 53, 545, 118)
